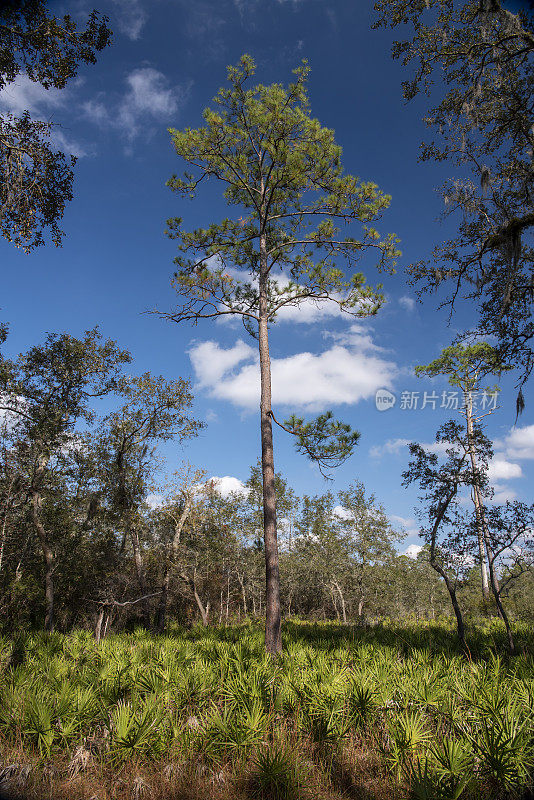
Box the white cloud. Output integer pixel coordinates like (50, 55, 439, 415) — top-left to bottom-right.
(501, 424, 534, 461)
(327, 323, 385, 352)
(369, 438, 410, 458)
(370, 437, 458, 459)
(190, 339, 255, 389)
(112, 0, 147, 40)
(399, 296, 416, 312)
(333, 505, 354, 520)
(82, 99, 109, 125)
(489, 484, 518, 505)
(0, 75, 65, 116)
(49, 128, 90, 157)
(208, 475, 247, 498)
(390, 514, 418, 534)
(189, 338, 397, 412)
(0, 75, 90, 156)
(488, 458, 522, 482)
(83, 68, 190, 142)
(145, 493, 164, 509)
(214, 266, 378, 326)
(402, 543, 423, 559)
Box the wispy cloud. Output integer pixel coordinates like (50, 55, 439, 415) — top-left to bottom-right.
(0, 75, 89, 156)
(112, 0, 147, 40)
(399, 295, 416, 312)
(83, 67, 190, 143)
(0, 75, 66, 116)
(369, 438, 410, 458)
(390, 514, 418, 534)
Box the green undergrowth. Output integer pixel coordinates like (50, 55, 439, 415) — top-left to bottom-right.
(0, 619, 533, 800)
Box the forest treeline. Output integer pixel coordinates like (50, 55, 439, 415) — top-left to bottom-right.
(1, 329, 532, 639)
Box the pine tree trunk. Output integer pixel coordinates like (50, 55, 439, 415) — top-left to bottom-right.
(465, 393, 491, 600)
(259, 229, 282, 656)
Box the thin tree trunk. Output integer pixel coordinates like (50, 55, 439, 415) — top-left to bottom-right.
(219, 589, 223, 625)
(194, 591, 210, 626)
(0, 514, 7, 574)
(192, 572, 210, 626)
(31, 489, 54, 632)
(431, 561, 466, 650)
(155, 567, 170, 634)
(130, 527, 151, 628)
(157, 493, 194, 633)
(333, 581, 347, 623)
(180, 569, 210, 626)
(358, 596, 365, 618)
(487, 554, 515, 653)
(237, 574, 248, 615)
(259, 227, 281, 655)
(226, 569, 230, 624)
(331, 587, 340, 620)
(95, 607, 105, 643)
(428, 490, 467, 651)
(0, 476, 15, 574)
(465, 393, 490, 600)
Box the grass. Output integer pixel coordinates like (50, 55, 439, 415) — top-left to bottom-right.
(0, 619, 533, 800)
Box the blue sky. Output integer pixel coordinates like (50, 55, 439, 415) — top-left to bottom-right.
(1, 0, 532, 554)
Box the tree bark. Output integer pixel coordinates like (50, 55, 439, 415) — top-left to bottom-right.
(431, 560, 466, 650)
(31, 489, 54, 632)
(487, 552, 516, 653)
(358, 596, 365, 619)
(154, 567, 170, 634)
(237, 573, 248, 615)
(428, 491, 467, 651)
(465, 393, 491, 601)
(259, 226, 281, 656)
(333, 582, 347, 624)
(130, 526, 151, 628)
(156, 494, 194, 633)
(95, 607, 105, 643)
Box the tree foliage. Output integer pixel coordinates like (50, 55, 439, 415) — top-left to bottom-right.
(162, 54, 400, 653)
(0, 0, 112, 250)
(374, 0, 534, 389)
